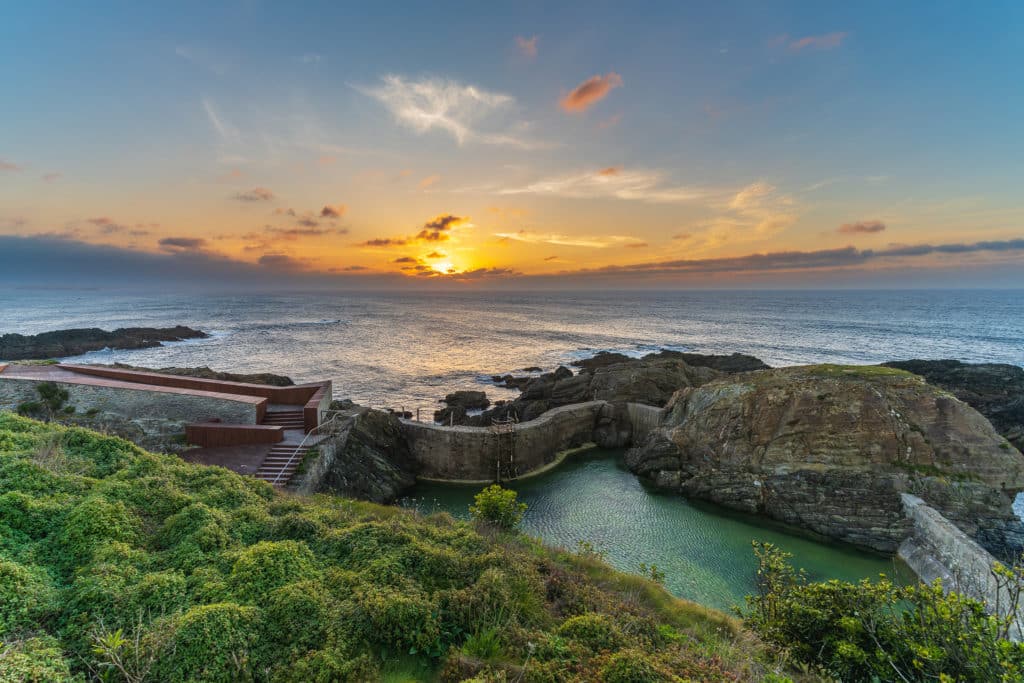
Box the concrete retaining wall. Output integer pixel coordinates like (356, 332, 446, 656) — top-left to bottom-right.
(626, 402, 664, 439)
(402, 401, 605, 481)
(898, 493, 1023, 639)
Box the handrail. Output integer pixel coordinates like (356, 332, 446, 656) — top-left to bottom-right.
(270, 409, 356, 486)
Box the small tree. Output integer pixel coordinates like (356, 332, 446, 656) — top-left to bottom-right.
(470, 485, 526, 530)
(16, 382, 71, 422)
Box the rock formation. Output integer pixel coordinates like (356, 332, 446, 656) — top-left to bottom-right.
(315, 401, 417, 503)
(443, 350, 768, 426)
(434, 390, 490, 424)
(625, 364, 1024, 558)
(0, 326, 208, 360)
(883, 359, 1024, 453)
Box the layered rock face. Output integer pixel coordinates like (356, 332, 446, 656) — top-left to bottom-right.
(315, 404, 417, 503)
(0, 326, 208, 360)
(625, 365, 1024, 557)
(883, 359, 1024, 453)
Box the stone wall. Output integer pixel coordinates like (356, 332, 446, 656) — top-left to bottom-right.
(402, 401, 605, 481)
(626, 402, 664, 439)
(0, 376, 259, 452)
(898, 493, 1023, 639)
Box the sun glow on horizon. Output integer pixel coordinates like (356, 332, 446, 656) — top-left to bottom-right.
(431, 261, 455, 274)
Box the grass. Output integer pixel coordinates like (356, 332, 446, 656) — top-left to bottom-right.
(803, 364, 917, 379)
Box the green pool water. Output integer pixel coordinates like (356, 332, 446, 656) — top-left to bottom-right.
(403, 448, 905, 611)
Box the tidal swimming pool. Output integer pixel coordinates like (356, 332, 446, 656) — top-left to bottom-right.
(403, 448, 904, 611)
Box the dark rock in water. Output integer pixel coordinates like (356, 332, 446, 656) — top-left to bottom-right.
(0, 326, 208, 361)
(441, 390, 490, 410)
(571, 350, 769, 374)
(553, 366, 574, 381)
(107, 363, 294, 386)
(491, 374, 532, 391)
(571, 352, 633, 370)
(625, 364, 1024, 557)
(882, 359, 1024, 453)
(317, 407, 416, 504)
(521, 366, 543, 372)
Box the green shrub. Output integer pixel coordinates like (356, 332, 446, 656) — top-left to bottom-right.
(229, 540, 317, 600)
(600, 648, 667, 683)
(0, 635, 76, 682)
(0, 559, 58, 634)
(149, 603, 258, 682)
(279, 650, 379, 683)
(558, 613, 622, 652)
(56, 496, 140, 569)
(742, 541, 1024, 682)
(354, 584, 441, 655)
(469, 485, 526, 530)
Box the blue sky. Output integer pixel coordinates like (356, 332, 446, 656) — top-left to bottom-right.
(1, 1, 1022, 288)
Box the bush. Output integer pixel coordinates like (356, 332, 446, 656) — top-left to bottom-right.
(469, 485, 526, 530)
(0, 636, 76, 682)
(149, 603, 258, 682)
(558, 613, 622, 652)
(742, 541, 1024, 682)
(229, 540, 317, 600)
(600, 649, 666, 683)
(56, 496, 140, 568)
(0, 559, 58, 634)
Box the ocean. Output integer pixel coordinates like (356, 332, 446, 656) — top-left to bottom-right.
(1, 289, 1021, 414)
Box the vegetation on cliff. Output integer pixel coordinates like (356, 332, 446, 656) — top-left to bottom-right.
(0, 412, 775, 682)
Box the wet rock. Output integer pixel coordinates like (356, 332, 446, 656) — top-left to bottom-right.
(626, 364, 1024, 557)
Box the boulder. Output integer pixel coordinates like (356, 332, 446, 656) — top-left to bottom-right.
(441, 390, 490, 410)
(626, 365, 1024, 557)
(883, 359, 1024, 453)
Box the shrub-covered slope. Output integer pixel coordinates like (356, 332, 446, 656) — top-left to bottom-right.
(0, 412, 771, 682)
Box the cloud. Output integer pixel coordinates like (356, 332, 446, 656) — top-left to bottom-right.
(86, 217, 131, 234)
(672, 233, 692, 240)
(560, 73, 623, 113)
(336, 265, 368, 272)
(298, 53, 322, 65)
(597, 114, 622, 129)
(41, 172, 62, 182)
(425, 251, 446, 259)
(626, 242, 649, 248)
(572, 239, 1024, 277)
(321, 204, 347, 218)
(419, 174, 441, 189)
(393, 256, 418, 264)
(265, 226, 348, 238)
(498, 168, 703, 203)
(543, 255, 560, 262)
(159, 237, 208, 252)
(515, 35, 538, 58)
(359, 237, 408, 247)
(451, 267, 522, 280)
(234, 187, 275, 202)
(415, 214, 469, 242)
(0, 159, 21, 172)
(202, 98, 239, 141)
(257, 253, 308, 271)
(296, 217, 319, 228)
(839, 220, 886, 234)
(494, 230, 643, 249)
(358, 75, 543, 148)
(787, 32, 847, 52)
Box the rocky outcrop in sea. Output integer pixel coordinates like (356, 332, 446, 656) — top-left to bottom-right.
(0, 326, 208, 360)
(624, 364, 1024, 558)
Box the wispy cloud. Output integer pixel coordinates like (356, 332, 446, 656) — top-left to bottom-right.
(419, 174, 441, 189)
(358, 75, 544, 148)
(159, 237, 208, 252)
(0, 159, 21, 172)
(416, 214, 469, 242)
(838, 220, 886, 234)
(320, 204, 347, 218)
(202, 98, 240, 142)
(560, 73, 623, 113)
(234, 187, 275, 202)
(41, 172, 62, 182)
(498, 167, 704, 203)
(785, 32, 847, 52)
(515, 35, 538, 59)
(494, 230, 643, 248)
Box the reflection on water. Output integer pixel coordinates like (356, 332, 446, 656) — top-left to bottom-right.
(404, 449, 905, 611)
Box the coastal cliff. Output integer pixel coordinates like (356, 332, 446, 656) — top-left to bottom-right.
(625, 364, 1024, 557)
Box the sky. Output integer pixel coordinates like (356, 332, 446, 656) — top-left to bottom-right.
(1, 1, 1023, 289)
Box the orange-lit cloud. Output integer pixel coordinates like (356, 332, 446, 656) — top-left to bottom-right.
(787, 32, 847, 51)
(560, 73, 623, 112)
(359, 237, 408, 247)
(838, 220, 886, 234)
(419, 174, 441, 189)
(499, 168, 702, 203)
(159, 237, 208, 252)
(41, 172, 62, 182)
(234, 187, 275, 202)
(515, 35, 538, 58)
(0, 159, 21, 172)
(320, 204, 347, 218)
(494, 230, 643, 248)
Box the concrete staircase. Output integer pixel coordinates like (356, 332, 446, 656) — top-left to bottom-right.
(262, 408, 305, 430)
(256, 443, 305, 486)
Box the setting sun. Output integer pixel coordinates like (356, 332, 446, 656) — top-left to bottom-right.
(431, 261, 455, 274)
